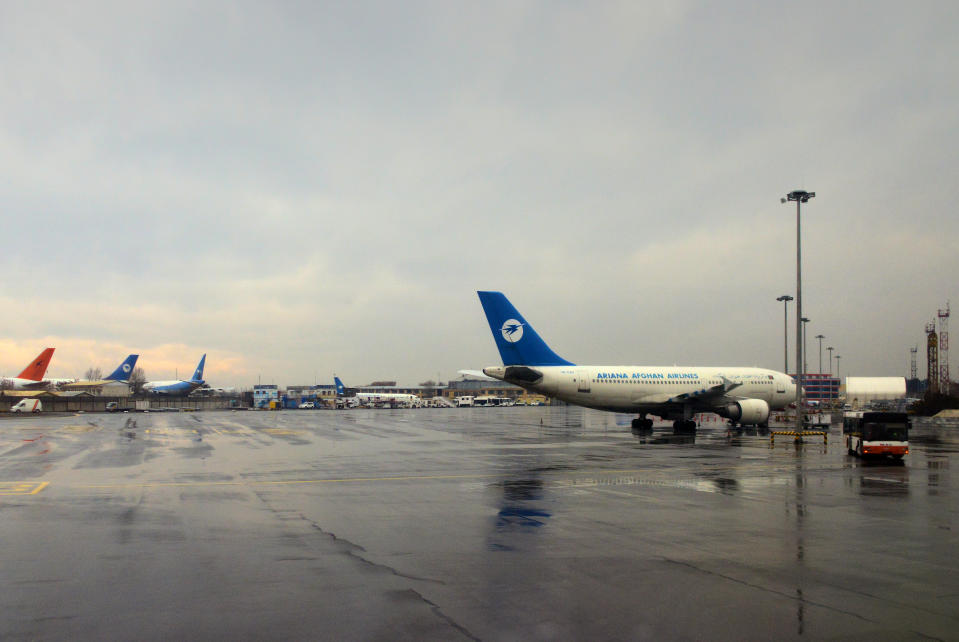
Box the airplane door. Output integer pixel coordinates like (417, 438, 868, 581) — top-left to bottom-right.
(577, 369, 591, 393)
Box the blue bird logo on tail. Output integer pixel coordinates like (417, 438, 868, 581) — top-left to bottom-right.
(501, 319, 525, 343)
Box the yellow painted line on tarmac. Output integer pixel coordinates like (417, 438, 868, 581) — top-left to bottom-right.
(263, 428, 300, 435)
(0, 481, 49, 495)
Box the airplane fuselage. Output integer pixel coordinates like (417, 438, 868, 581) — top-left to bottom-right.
(1, 376, 75, 390)
(483, 365, 796, 420)
(142, 380, 202, 395)
(1, 376, 49, 390)
(354, 393, 420, 407)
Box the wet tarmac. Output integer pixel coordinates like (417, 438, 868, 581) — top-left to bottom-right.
(1, 408, 957, 640)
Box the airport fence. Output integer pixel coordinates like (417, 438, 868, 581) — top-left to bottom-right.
(0, 394, 241, 413)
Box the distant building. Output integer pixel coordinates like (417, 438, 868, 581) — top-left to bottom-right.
(845, 377, 907, 408)
(446, 375, 522, 401)
(287, 385, 337, 403)
(101, 382, 132, 397)
(356, 384, 438, 396)
(253, 385, 279, 407)
(793, 373, 841, 403)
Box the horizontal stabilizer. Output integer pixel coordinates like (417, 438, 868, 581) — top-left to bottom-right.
(457, 369, 496, 380)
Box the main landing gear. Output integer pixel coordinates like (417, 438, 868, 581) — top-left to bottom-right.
(631, 414, 653, 431)
(672, 419, 697, 433)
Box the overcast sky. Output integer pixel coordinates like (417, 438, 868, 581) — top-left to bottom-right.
(1, 1, 957, 387)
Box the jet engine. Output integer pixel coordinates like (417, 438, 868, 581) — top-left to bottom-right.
(723, 399, 770, 425)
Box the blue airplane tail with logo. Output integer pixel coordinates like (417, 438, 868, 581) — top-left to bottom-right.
(106, 354, 139, 382)
(334, 376, 345, 395)
(477, 291, 574, 366)
(191, 354, 206, 382)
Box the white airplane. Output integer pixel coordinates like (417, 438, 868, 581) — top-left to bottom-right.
(0, 348, 65, 390)
(334, 377, 421, 408)
(142, 354, 206, 395)
(477, 291, 798, 430)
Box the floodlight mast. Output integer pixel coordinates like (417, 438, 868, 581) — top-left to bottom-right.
(783, 190, 815, 433)
(815, 334, 825, 374)
(776, 295, 793, 372)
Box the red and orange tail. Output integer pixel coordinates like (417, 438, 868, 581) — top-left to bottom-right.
(17, 348, 55, 381)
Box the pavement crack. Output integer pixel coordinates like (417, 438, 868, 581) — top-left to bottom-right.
(661, 558, 876, 624)
(814, 579, 959, 621)
(404, 588, 481, 641)
(305, 519, 445, 585)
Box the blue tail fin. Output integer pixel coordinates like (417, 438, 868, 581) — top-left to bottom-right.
(334, 376, 345, 395)
(106, 354, 139, 382)
(191, 354, 206, 382)
(477, 291, 574, 366)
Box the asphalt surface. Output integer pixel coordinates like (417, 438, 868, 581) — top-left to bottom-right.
(1, 408, 957, 641)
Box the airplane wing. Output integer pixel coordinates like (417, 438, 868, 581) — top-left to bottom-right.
(666, 376, 742, 404)
(629, 377, 745, 406)
(60, 380, 116, 390)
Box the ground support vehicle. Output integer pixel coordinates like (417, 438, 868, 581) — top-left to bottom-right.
(11, 399, 42, 413)
(842, 411, 909, 459)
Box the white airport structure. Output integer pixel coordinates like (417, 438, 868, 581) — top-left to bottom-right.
(844, 377, 907, 407)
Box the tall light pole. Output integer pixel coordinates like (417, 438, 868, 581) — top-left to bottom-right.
(827, 346, 834, 375)
(835, 354, 842, 406)
(777, 295, 793, 373)
(815, 334, 825, 374)
(801, 317, 810, 381)
(783, 190, 815, 433)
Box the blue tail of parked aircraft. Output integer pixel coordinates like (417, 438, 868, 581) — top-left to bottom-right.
(477, 291, 574, 367)
(334, 376, 345, 395)
(191, 354, 206, 382)
(105, 354, 139, 382)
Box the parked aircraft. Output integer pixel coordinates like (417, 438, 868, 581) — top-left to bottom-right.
(476, 291, 797, 430)
(334, 376, 421, 408)
(142, 354, 206, 395)
(60, 355, 139, 391)
(0, 348, 58, 390)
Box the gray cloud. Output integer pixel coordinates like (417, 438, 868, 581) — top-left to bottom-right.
(1, 1, 956, 385)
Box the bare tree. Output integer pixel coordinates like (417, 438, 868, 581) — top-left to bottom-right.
(84, 367, 102, 381)
(130, 367, 146, 394)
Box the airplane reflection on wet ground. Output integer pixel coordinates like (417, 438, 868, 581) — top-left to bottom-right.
(0, 408, 956, 640)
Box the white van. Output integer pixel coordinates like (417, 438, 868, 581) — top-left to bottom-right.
(456, 396, 474, 407)
(11, 399, 42, 413)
